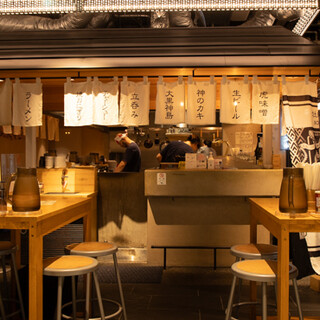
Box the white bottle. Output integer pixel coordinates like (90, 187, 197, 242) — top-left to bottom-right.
(207, 152, 214, 169)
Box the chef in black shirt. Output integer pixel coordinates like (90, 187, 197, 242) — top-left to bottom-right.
(156, 135, 200, 163)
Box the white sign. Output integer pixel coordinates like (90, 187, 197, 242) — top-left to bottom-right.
(157, 172, 167, 185)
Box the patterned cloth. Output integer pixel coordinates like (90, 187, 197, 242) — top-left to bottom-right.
(282, 79, 319, 166)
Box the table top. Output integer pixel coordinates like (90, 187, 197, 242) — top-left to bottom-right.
(0, 193, 95, 231)
(249, 197, 320, 232)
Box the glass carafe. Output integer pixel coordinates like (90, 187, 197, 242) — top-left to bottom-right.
(6, 168, 40, 212)
(279, 167, 307, 213)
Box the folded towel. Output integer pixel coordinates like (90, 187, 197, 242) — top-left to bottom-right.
(305, 232, 320, 275)
(47, 116, 59, 141)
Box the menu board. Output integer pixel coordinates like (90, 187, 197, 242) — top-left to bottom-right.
(235, 132, 253, 154)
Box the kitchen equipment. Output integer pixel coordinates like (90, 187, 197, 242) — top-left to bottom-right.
(279, 167, 307, 213)
(154, 133, 160, 145)
(45, 156, 55, 169)
(69, 151, 78, 163)
(89, 153, 99, 164)
(1, 154, 17, 183)
(143, 135, 153, 149)
(55, 156, 66, 168)
(6, 167, 40, 212)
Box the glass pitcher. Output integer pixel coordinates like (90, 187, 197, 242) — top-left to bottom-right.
(6, 168, 40, 212)
(279, 167, 307, 213)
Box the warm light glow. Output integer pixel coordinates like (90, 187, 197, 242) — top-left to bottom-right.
(180, 101, 184, 107)
(0, 0, 318, 14)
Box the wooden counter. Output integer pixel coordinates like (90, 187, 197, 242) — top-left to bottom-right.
(0, 193, 96, 320)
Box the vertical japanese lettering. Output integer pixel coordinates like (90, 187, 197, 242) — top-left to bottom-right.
(101, 92, 111, 120)
(130, 92, 140, 118)
(196, 89, 205, 120)
(165, 90, 174, 119)
(259, 91, 269, 117)
(25, 91, 32, 122)
(76, 91, 83, 121)
(232, 89, 241, 120)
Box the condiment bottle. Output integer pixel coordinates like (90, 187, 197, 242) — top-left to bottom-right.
(0, 182, 6, 212)
(255, 133, 263, 165)
(207, 152, 214, 169)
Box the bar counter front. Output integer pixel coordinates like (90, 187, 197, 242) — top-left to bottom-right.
(0, 193, 96, 320)
(145, 168, 283, 267)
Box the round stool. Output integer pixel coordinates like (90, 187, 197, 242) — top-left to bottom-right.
(230, 243, 278, 316)
(225, 259, 303, 320)
(43, 255, 105, 320)
(65, 242, 127, 320)
(0, 241, 26, 320)
(231, 243, 278, 261)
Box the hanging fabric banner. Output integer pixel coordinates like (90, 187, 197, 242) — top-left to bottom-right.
(119, 76, 150, 126)
(12, 78, 42, 127)
(186, 77, 216, 125)
(220, 77, 251, 124)
(251, 77, 280, 124)
(0, 79, 12, 126)
(92, 77, 119, 126)
(155, 77, 185, 125)
(282, 77, 319, 165)
(64, 77, 93, 127)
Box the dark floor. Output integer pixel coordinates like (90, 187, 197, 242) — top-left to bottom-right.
(91, 264, 320, 320)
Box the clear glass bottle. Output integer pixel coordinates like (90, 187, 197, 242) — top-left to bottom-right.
(207, 152, 214, 169)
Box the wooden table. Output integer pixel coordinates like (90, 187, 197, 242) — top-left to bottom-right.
(249, 197, 320, 320)
(0, 194, 96, 320)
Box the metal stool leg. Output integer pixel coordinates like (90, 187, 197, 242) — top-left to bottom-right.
(85, 273, 91, 320)
(57, 277, 64, 320)
(113, 253, 127, 320)
(92, 271, 106, 320)
(10, 252, 26, 320)
(72, 276, 77, 320)
(225, 275, 237, 320)
(1, 255, 8, 298)
(0, 290, 7, 320)
(261, 282, 267, 320)
(292, 278, 303, 320)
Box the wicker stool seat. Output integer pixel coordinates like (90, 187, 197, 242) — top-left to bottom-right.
(225, 259, 303, 320)
(0, 241, 26, 320)
(65, 242, 127, 320)
(43, 255, 105, 320)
